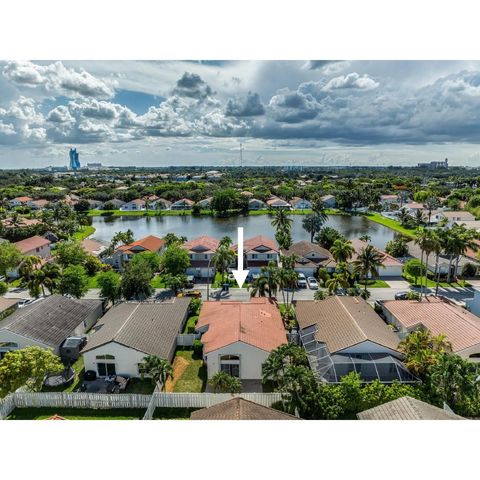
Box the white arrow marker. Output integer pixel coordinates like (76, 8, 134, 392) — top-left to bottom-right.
(232, 227, 249, 287)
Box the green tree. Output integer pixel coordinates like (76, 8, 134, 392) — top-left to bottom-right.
(160, 244, 190, 276)
(121, 257, 154, 300)
(209, 371, 242, 393)
(353, 244, 385, 292)
(330, 239, 355, 263)
(302, 212, 328, 243)
(84, 255, 103, 276)
(130, 251, 161, 273)
(141, 355, 173, 391)
(403, 258, 426, 286)
(164, 273, 187, 295)
(211, 244, 236, 284)
(97, 270, 122, 304)
(163, 233, 187, 247)
(385, 237, 408, 257)
(211, 188, 238, 216)
(54, 240, 88, 268)
(0, 241, 22, 277)
(315, 227, 344, 249)
(325, 273, 349, 294)
(0, 346, 64, 397)
(59, 265, 89, 298)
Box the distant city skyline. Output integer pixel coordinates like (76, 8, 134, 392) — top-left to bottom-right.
(3, 60, 480, 168)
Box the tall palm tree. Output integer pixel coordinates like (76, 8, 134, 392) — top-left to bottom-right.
(302, 212, 328, 243)
(141, 355, 173, 391)
(212, 244, 236, 284)
(397, 207, 411, 227)
(325, 273, 349, 294)
(424, 197, 438, 224)
(414, 228, 436, 297)
(353, 244, 385, 292)
(262, 261, 280, 298)
(413, 209, 425, 227)
(248, 273, 269, 297)
(330, 239, 354, 263)
(359, 234, 371, 243)
(271, 208, 293, 232)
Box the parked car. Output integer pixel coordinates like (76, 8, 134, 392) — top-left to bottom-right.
(18, 298, 34, 308)
(307, 277, 319, 289)
(394, 291, 410, 300)
(183, 290, 202, 298)
(185, 275, 195, 288)
(297, 273, 307, 288)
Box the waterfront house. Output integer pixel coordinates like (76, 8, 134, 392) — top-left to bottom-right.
(106, 235, 165, 270)
(351, 238, 404, 277)
(281, 241, 335, 276)
(266, 196, 291, 209)
(196, 298, 287, 384)
(436, 210, 476, 226)
(105, 198, 126, 209)
(0, 295, 103, 358)
(86, 199, 105, 210)
(321, 194, 336, 208)
(170, 198, 195, 210)
(295, 297, 416, 384)
(196, 197, 213, 209)
(119, 198, 146, 211)
(9, 196, 33, 208)
(379, 194, 399, 210)
(248, 198, 267, 210)
(381, 297, 480, 361)
(81, 238, 108, 257)
(182, 235, 220, 279)
(233, 235, 279, 274)
(82, 298, 190, 378)
(290, 197, 312, 210)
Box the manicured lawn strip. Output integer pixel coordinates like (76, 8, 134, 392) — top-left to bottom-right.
(73, 225, 96, 241)
(152, 407, 197, 419)
(363, 212, 416, 237)
(8, 407, 145, 420)
(183, 315, 198, 333)
(403, 273, 470, 288)
(357, 279, 390, 288)
(211, 271, 244, 288)
(172, 350, 207, 393)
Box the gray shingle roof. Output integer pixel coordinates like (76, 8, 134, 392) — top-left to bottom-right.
(190, 398, 300, 420)
(82, 298, 191, 359)
(357, 396, 465, 420)
(295, 297, 400, 353)
(0, 295, 102, 348)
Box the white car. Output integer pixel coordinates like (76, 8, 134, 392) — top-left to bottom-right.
(307, 277, 319, 289)
(297, 273, 307, 288)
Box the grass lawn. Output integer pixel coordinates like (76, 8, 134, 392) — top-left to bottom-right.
(168, 350, 207, 393)
(8, 278, 22, 288)
(150, 275, 166, 288)
(72, 225, 95, 241)
(211, 271, 245, 288)
(357, 279, 390, 288)
(8, 408, 146, 420)
(43, 356, 85, 393)
(403, 274, 470, 288)
(183, 315, 199, 333)
(364, 212, 416, 237)
(152, 408, 197, 420)
(127, 378, 155, 394)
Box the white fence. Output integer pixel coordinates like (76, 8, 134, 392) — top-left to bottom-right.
(176, 333, 200, 347)
(1, 391, 283, 420)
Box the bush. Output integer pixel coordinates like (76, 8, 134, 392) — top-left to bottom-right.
(189, 297, 202, 316)
(192, 339, 203, 357)
(186, 316, 199, 334)
(0, 281, 7, 295)
(385, 237, 408, 257)
(462, 262, 477, 278)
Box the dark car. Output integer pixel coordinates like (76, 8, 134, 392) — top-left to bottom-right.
(394, 291, 410, 300)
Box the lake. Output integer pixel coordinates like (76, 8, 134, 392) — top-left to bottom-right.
(90, 214, 397, 249)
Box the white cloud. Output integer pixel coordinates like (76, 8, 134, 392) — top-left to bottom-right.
(323, 72, 379, 91)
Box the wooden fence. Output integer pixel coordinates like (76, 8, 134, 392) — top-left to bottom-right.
(1, 391, 284, 420)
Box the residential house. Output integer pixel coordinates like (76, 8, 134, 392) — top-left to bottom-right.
(321, 194, 336, 208)
(290, 197, 312, 210)
(248, 198, 267, 210)
(295, 297, 416, 383)
(439, 210, 476, 226)
(196, 298, 287, 383)
(15, 235, 51, 259)
(81, 238, 108, 257)
(82, 298, 190, 377)
(281, 241, 335, 276)
(403, 202, 425, 215)
(406, 240, 479, 277)
(357, 396, 464, 420)
(119, 199, 146, 211)
(382, 297, 480, 361)
(234, 235, 279, 275)
(196, 197, 213, 209)
(9, 196, 33, 208)
(106, 235, 165, 270)
(170, 198, 195, 210)
(191, 398, 299, 420)
(182, 235, 220, 279)
(0, 295, 103, 358)
(240, 191, 254, 198)
(105, 198, 126, 209)
(152, 198, 172, 210)
(379, 194, 399, 210)
(27, 199, 49, 210)
(86, 199, 105, 210)
(266, 196, 291, 209)
(1, 217, 43, 230)
(350, 238, 404, 277)
(455, 220, 480, 232)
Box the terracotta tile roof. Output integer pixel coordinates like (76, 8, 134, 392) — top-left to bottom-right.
(172, 198, 195, 206)
(351, 238, 402, 267)
(182, 235, 220, 254)
(117, 235, 165, 254)
(2, 217, 42, 228)
(81, 238, 107, 256)
(12, 196, 33, 202)
(240, 191, 254, 197)
(14, 235, 51, 254)
(357, 396, 464, 420)
(266, 197, 290, 206)
(129, 199, 146, 205)
(295, 297, 400, 354)
(404, 202, 424, 210)
(29, 199, 49, 207)
(383, 297, 480, 353)
(191, 397, 299, 420)
(196, 298, 287, 354)
(233, 235, 278, 254)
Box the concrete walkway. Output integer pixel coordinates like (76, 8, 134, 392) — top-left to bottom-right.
(385, 279, 410, 288)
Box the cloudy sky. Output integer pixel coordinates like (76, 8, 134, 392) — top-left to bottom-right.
(3, 60, 480, 168)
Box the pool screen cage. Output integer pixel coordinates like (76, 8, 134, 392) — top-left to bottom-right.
(299, 325, 419, 384)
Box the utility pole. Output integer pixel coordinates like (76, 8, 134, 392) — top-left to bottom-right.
(239, 142, 244, 168)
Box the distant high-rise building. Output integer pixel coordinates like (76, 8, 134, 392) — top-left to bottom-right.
(417, 158, 449, 169)
(69, 148, 81, 170)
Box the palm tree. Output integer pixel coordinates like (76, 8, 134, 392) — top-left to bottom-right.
(330, 239, 354, 263)
(209, 371, 242, 393)
(413, 209, 425, 227)
(248, 273, 269, 297)
(424, 197, 438, 224)
(271, 208, 293, 232)
(325, 273, 349, 294)
(219, 236, 232, 248)
(359, 234, 371, 243)
(38, 262, 61, 295)
(262, 261, 279, 298)
(353, 244, 385, 292)
(302, 212, 328, 243)
(141, 355, 173, 391)
(414, 228, 436, 297)
(397, 207, 411, 227)
(212, 244, 236, 284)
(19, 255, 42, 286)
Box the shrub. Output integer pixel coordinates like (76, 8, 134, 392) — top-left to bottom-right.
(0, 281, 7, 296)
(192, 339, 203, 358)
(186, 316, 199, 333)
(189, 297, 202, 316)
(462, 262, 477, 278)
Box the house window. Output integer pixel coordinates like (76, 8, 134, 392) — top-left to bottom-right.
(96, 354, 116, 376)
(96, 354, 115, 360)
(204, 254, 208, 260)
(220, 354, 240, 377)
(251, 254, 258, 259)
